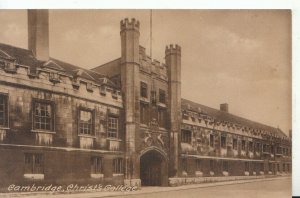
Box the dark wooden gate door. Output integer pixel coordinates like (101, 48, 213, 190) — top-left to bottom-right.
(140, 151, 162, 186)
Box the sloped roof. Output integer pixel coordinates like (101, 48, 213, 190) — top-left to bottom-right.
(0, 43, 118, 88)
(0, 43, 42, 68)
(182, 98, 288, 139)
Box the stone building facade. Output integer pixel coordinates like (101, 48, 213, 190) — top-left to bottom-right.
(0, 10, 291, 190)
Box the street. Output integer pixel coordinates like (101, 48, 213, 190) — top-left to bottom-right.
(126, 177, 291, 198)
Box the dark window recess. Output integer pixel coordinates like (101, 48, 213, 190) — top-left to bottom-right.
(245, 162, 250, 171)
(140, 103, 149, 125)
(182, 158, 188, 172)
(0, 94, 8, 127)
(241, 140, 246, 151)
(196, 159, 202, 171)
(221, 136, 226, 148)
(210, 160, 214, 171)
(181, 130, 192, 144)
(113, 158, 123, 174)
(158, 89, 166, 104)
(249, 142, 253, 152)
(233, 138, 238, 150)
(210, 134, 215, 147)
(158, 108, 167, 128)
(24, 153, 44, 174)
(223, 161, 229, 172)
(33, 100, 54, 131)
(108, 116, 118, 138)
(256, 143, 261, 152)
(79, 110, 93, 135)
(140, 82, 148, 98)
(91, 157, 102, 174)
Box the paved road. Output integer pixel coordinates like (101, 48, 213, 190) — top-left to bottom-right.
(126, 177, 291, 198)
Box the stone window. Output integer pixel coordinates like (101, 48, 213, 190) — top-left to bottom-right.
(33, 100, 54, 131)
(108, 116, 118, 138)
(256, 142, 261, 152)
(196, 159, 202, 171)
(248, 141, 253, 152)
(276, 146, 282, 154)
(223, 161, 229, 172)
(270, 145, 274, 154)
(158, 108, 167, 128)
(140, 103, 149, 125)
(0, 94, 8, 127)
(277, 163, 280, 172)
(221, 136, 226, 148)
(245, 162, 250, 172)
(263, 144, 268, 153)
(182, 158, 188, 172)
(91, 156, 102, 174)
(113, 158, 123, 174)
(233, 138, 238, 150)
(24, 153, 43, 174)
(158, 89, 166, 104)
(181, 130, 192, 144)
(79, 109, 93, 135)
(210, 134, 215, 147)
(241, 140, 246, 151)
(140, 82, 148, 98)
(210, 160, 214, 171)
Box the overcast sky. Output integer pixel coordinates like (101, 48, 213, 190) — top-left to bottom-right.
(0, 9, 291, 134)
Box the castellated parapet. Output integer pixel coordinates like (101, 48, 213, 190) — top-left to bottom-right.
(165, 44, 181, 56)
(120, 18, 140, 32)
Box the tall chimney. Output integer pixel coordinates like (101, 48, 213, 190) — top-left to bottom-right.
(28, 10, 49, 61)
(220, 103, 229, 113)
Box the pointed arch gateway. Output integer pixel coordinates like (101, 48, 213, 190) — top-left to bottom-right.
(139, 147, 168, 186)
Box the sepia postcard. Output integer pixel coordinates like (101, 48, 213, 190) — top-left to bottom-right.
(0, 8, 294, 198)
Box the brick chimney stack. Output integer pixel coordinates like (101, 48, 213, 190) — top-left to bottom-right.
(220, 103, 229, 113)
(28, 10, 49, 61)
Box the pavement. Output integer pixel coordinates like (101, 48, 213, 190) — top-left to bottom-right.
(0, 176, 291, 198)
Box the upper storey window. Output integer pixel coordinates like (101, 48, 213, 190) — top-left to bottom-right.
(79, 109, 94, 135)
(159, 89, 166, 104)
(181, 129, 192, 144)
(33, 100, 54, 131)
(140, 82, 148, 98)
(108, 116, 119, 138)
(0, 94, 8, 127)
(221, 136, 226, 148)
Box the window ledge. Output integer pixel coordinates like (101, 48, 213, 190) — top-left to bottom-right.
(78, 134, 96, 139)
(91, 173, 104, 179)
(140, 97, 150, 103)
(31, 130, 56, 134)
(113, 173, 124, 177)
(107, 138, 122, 142)
(157, 102, 167, 108)
(0, 127, 9, 130)
(24, 174, 44, 180)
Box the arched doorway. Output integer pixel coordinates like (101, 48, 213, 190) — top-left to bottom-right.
(140, 149, 166, 186)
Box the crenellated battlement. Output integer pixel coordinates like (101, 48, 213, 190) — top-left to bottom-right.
(165, 44, 181, 56)
(120, 18, 140, 32)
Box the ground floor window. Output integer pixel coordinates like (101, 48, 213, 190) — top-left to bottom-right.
(91, 156, 102, 174)
(113, 158, 123, 174)
(283, 163, 286, 172)
(210, 160, 215, 171)
(24, 153, 44, 174)
(196, 159, 202, 171)
(182, 158, 188, 172)
(277, 163, 280, 172)
(245, 162, 250, 172)
(181, 130, 192, 144)
(222, 161, 228, 172)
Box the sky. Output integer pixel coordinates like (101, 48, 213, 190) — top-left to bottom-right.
(0, 9, 292, 135)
